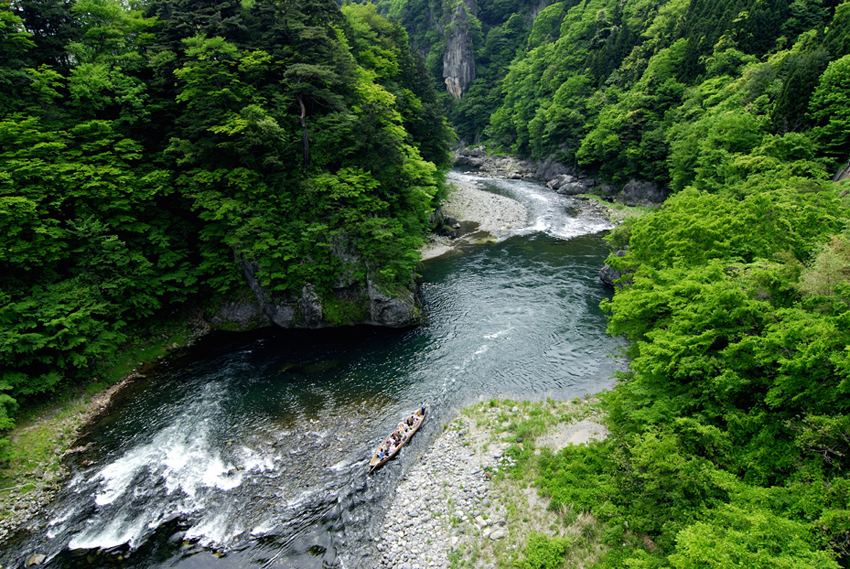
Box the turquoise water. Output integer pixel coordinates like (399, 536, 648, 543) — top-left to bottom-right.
(3, 174, 627, 568)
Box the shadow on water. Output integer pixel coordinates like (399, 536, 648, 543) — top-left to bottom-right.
(2, 176, 628, 569)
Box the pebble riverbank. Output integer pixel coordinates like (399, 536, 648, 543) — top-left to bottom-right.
(420, 174, 529, 261)
(374, 414, 513, 569)
(371, 399, 609, 569)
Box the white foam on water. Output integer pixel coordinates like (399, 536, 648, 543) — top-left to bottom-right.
(61, 382, 281, 551)
(240, 446, 277, 473)
(452, 171, 615, 242)
(69, 510, 154, 550)
(484, 328, 514, 339)
(328, 457, 356, 472)
(47, 507, 77, 538)
(250, 520, 276, 536)
(184, 511, 243, 547)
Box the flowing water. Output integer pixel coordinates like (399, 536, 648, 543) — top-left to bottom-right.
(2, 173, 627, 569)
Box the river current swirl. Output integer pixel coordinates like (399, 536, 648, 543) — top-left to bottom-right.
(2, 173, 627, 569)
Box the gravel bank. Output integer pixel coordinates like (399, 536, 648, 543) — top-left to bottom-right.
(372, 400, 608, 569)
(421, 176, 528, 261)
(374, 416, 513, 569)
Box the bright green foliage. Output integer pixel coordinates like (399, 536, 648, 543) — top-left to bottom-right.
(670, 504, 839, 568)
(527, 180, 850, 565)
(517, 533, 571, 569)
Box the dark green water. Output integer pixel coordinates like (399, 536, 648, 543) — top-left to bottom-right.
(3, 174, 626, 569)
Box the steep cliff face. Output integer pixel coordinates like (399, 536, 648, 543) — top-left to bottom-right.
(443, 0, 477, 99)
(214, 257, 421, 330)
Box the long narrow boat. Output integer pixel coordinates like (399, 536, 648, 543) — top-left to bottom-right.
(368, 405, 427, 473)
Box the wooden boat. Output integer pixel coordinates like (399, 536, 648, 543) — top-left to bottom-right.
(368, 405, 427, 473)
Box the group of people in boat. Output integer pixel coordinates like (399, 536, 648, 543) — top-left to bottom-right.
(376, 405, 426, 462)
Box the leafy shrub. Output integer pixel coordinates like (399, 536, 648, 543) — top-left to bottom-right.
(517, 533, 570, 569)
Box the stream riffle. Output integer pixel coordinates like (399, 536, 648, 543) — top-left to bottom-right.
(2, 173, 627, 569)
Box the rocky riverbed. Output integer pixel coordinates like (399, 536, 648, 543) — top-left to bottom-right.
(372, 400, 607, 569)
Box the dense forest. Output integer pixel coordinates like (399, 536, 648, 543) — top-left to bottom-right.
(376, 0, 850, 566)
(0, 0, 452, 440)
(4, 0, 850, 565)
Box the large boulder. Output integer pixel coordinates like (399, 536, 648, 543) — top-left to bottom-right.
(455, 146, 488, 168)
(549, 176, 599, 195)
(619, 179, 669, 206)
(536, 155, 575, 180)
(599, 249, 633, 289)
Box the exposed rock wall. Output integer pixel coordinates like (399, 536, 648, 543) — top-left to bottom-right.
(208, 256, 421, 331)
(443, 1, 476, 99)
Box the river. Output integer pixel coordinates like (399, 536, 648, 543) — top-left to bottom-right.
(2, 173, 627, 569)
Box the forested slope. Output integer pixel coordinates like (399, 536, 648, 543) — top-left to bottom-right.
(0, 0, 451, 437)
(380, 0, 850, 566)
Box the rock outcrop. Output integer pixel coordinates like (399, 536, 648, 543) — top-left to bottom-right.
(209, 256, 421, 331)
(209, 295, 271, 331)
(367, 278, 420, 328)
(443, 1, 476, 99)
(834, 160, 850, 182)
(620, 178, 670, 206)
(599, 249, 633, 288)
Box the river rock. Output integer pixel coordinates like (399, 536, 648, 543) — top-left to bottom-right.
(374, 417, 511, 569)
(619, 178, 668, 206)
(26, 553, 47, 566)
(600, 249, 633, 289)
(453, 148, 536, 179)
(489, 529, 505, 540)
(834, 159, 850, 182)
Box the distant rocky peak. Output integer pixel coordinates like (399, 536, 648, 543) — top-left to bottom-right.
(443, 0, 476, 99)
